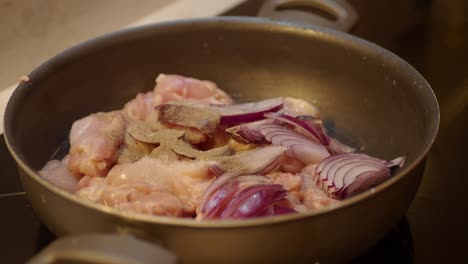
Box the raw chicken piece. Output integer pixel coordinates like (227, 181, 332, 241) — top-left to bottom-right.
(77, 176, 183, 217)
(68, 111, 127, 178)
(108, 157, 213, 213)
(266, 172, 302, 192)
(39, 155, 77, 193)
(154, 74, 233, 105)
(123, 91, 159, 123)
(300, 164, 339, 210)
(283, 193, 308, 213)
(76, 157, 213, 216)
(75, 176, 106, 201)
(119, 192, 183, 217)
(266, 172, 305, 212)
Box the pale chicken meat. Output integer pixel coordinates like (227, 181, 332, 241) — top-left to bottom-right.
(153, 74, 233, 106)
(119, 192, 184, 217)
(39, 155, 77, 193)
(76, 157, 214, 216)
(68, 111, 127, 178)
(266, 171, 302, 193)
(77, 176, 183, 217)
(123, 91, 158, 123)
(266, 171, 307, 212)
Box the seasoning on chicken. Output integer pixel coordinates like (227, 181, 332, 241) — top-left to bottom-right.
(158, 102, 221, 136)
(117, 132, 153, 164)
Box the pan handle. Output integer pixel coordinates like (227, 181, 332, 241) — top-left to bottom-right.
(258, 0, 358, 32)
(26, 233, 177, 264)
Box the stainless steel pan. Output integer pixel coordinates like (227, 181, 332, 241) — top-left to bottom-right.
(4, 1, 439, 263)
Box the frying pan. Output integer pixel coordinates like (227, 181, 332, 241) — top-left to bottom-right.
(3, 0, 439, 263)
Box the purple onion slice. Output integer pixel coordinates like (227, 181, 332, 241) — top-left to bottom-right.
(264, 113, 330, 146)
(208, 146, 287, 176)
(199, 175, 293, 220)
(313, 153, 406, 199)
(220, 184, 287, 219)
(216, 97, 283, 125)
(259, 124, 330, 165)
(225, 119, 273, 143)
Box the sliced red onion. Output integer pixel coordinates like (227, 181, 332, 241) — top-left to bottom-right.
(264, 113, 330, 146)
(225, 119, 273, 143)
(200, 175, 293, 219)
(220, 184, 287, 219)
(259, 124, 330, 165)
(312, 154, 342, 188)
(326, 156, 386, 190)
(236, 175, 272, 186)
(202, 146, 286, 215)
(339, 168, 389, 198)
(200, 172, 239, 216)
(201, 180, 239, 219)
(216, 97, 283, 125)
(315, 154, 386, 191)
(338, 162, 387, 192)
(208, 163, 225, 176)
(296, 115, 331, 146)
(208, 146, 287, 176)
(314, 153, 405, 199)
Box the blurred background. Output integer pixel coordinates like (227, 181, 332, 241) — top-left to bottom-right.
(0, 0, 467, 263)
(0, 0, 243, 90)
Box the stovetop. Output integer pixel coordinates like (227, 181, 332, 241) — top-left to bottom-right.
(2, 0, 468, 263)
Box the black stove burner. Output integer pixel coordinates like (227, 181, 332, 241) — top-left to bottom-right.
(352, 218, 413, 264)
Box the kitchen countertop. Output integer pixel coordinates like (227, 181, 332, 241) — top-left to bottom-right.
(1, 0, 468, 263)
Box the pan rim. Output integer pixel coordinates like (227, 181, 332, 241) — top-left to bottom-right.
(4, 16, 440, 228)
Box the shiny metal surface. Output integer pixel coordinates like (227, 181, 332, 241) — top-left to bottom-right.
(258, 0, 358, 31)
(4, 16, 439, 263)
